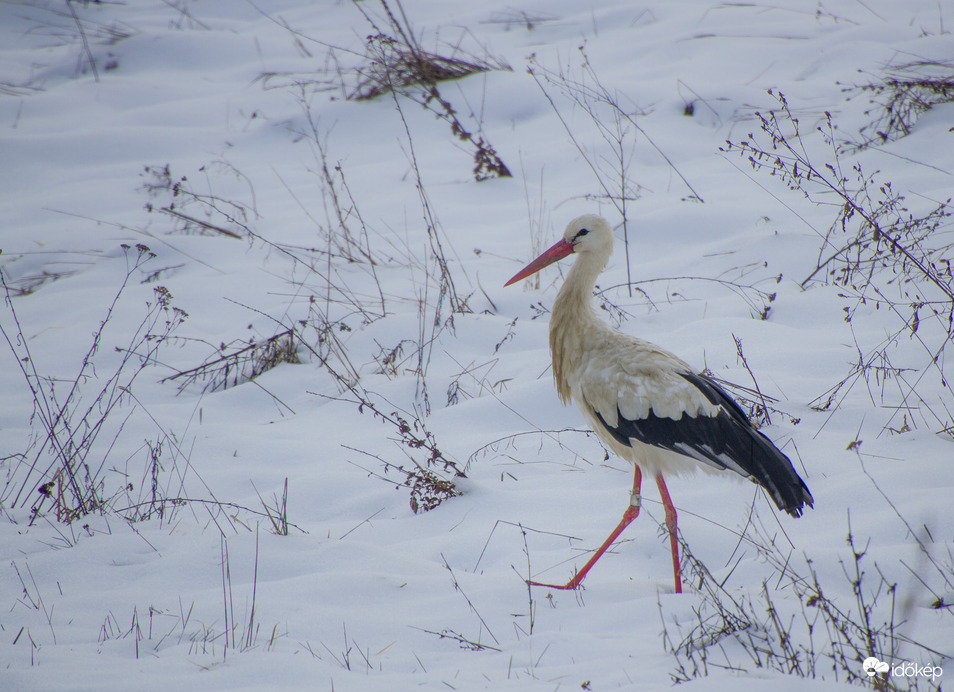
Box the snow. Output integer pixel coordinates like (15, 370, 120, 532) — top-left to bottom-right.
(1, 1, 951, 690)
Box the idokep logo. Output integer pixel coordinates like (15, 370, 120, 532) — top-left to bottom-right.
(863, 657, 943, 683)
(863, 657, 889, 676)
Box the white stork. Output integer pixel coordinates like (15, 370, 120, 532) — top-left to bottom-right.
(505, 214, 813, 593)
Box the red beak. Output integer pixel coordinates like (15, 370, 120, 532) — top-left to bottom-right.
(504, 238, 574, 287)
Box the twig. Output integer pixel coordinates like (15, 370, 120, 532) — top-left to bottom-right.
(732, 335, 771, 426)
(441, 554, 499, 645)
(158, 208, 242, 239)
(66, 0, 99, 82)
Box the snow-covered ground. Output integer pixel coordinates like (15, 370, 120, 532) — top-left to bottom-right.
(1, 1, 951, 690)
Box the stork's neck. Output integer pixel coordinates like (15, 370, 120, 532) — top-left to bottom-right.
(553, 255, 602, 321)
(548, 251, 607, 404)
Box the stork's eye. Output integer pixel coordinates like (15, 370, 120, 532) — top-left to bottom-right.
(574, 228, 589, 240)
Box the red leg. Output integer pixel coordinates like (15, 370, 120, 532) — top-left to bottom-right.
(655, 474, 682, 594)
(529, 466, 642, 590)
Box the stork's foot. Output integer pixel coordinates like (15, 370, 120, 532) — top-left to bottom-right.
(527, 507, 641, 591)
(527, 469, 643, 592)
(527, 576, 584, 591)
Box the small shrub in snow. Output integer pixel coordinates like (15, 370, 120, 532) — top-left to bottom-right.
(724, 91, 954, 437)
(0, 245, 187, 523)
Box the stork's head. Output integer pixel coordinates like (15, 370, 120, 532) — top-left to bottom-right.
(504, 214, 613, 287)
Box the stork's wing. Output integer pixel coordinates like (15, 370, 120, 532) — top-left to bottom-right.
(584, 368, 813, 517)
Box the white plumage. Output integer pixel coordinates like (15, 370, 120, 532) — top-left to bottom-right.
(505, 214, 813, 593)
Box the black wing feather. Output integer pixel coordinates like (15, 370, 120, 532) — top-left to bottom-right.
(594, 371, 813, 517)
